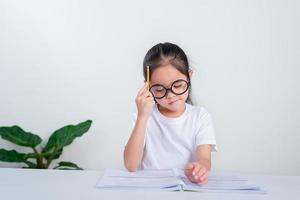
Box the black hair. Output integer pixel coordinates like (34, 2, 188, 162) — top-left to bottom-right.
(143, 42, 193, 104)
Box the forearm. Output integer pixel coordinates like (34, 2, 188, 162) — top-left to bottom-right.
(195, 144, 212, 171)
(123, 117, 147, 171)
(185, 150, 212, 184)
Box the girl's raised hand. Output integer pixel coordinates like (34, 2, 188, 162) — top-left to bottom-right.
(135, 82, 155, 120)
(184, 162, 209, 184)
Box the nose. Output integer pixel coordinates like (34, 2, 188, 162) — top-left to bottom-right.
(165, 89, 175, 99)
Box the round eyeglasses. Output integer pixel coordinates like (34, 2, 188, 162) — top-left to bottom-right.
(149, 79, 190, 99)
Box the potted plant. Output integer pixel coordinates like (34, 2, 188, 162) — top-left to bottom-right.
(0, 120, 92, 170)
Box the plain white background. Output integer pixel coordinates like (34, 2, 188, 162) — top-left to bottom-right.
(0, 0, 299, 175)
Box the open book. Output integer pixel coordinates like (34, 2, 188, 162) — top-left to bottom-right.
(95, 168, 266, 193)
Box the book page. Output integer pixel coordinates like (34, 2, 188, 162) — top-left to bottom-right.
(95, 168, 182, 190)
(95, 168, 265, 193)
(178, 171, 265, 193)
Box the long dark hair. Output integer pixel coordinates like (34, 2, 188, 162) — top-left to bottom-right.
(143, 42, 193, 104)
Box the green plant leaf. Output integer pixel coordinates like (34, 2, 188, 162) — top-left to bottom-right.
(0, 126, 42, 148)
(43, 120, 92, 152)
(43, 148, 63, 160)
(53, 161, 83, 170)
(54, 167, 74, 170)
(0, 149, 26, 162)
(24, 160, 38, 168)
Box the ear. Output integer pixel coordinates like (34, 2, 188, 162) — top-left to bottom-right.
(188, 69, 193, 80)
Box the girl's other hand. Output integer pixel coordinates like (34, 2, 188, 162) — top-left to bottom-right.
(184, 162, 209, 184)
(135, 83, 155, 120)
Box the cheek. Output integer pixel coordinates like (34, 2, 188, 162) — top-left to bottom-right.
(156, 93, 189, 105)
(180, 91, 189, 101)
(155, 98, 168, 105)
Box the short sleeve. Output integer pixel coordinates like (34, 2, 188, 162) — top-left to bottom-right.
(195, 109, 218, 152)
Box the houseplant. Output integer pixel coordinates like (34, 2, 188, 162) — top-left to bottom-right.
(0, 120, 92, 170)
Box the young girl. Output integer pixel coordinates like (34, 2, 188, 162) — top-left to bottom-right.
(124, 42, 217, 184)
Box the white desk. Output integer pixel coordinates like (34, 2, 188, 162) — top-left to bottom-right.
(0, 168, 299, 200)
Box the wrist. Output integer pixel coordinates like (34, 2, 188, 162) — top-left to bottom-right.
(196, 160, 211, 170)
(137, 113, 149, 121)
(136, 115, 148, 124)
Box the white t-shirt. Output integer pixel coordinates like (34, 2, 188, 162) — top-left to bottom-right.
(131, 103, 217, 170)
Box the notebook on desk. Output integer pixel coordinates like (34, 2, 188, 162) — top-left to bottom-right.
(95, 168, 266, 193)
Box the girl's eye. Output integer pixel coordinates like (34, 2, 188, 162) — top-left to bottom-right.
(173, 84, 183, 88)
(155, 89, 164, 92)
(151, 86, 165, 93)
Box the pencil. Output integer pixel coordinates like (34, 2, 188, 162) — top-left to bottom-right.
(146, 66, 150, 90)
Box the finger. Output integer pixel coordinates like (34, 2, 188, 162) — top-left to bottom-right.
(141, 90, 152, 98)
(184, 163, 194, 176)
(197, 167, 207, 178)
(184, 170, 192, 177)
(185, 170, 193, 177)
(138, 83, 149, 96)
(192, 175, 207, 184)
(185, 163, 194, 171)
(194, 170, 209, 183)
(193, 165, 203, 177)
(192, 164, 200, 177)
(187, 173, 199, 183)
(147, 96, 155, 103)
(194, 168, 208, 183)
(145, 97, 155, 105)
(138, 84, 149, 96)
(197, 177, 208, 185)
(199, 171, 209, 182)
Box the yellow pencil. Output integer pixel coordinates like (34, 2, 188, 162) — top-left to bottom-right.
(146, 66, 150, 90)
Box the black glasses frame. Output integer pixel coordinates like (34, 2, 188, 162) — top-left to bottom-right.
(149, 79, 190, 99)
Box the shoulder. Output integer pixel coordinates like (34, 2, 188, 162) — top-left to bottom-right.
(186, 104, 213, 127)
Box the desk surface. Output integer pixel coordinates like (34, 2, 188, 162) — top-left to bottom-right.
(0, 168, 299, 200)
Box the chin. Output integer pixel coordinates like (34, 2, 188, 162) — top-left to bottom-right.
(163, 100, 185, 111)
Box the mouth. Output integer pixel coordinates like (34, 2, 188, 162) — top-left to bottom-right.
(168, 99, 179, 105)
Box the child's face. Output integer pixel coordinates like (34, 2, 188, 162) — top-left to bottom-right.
(150, 64, 190, 112)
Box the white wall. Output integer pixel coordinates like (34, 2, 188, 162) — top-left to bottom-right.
(0, 0, 299, 175)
